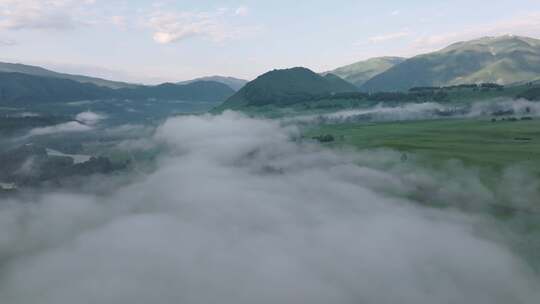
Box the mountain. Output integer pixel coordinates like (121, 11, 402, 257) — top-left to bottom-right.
(178, 76, 248, 91)
(0, 62, 135, 89)
(217, 67, 358, 110)
(0, 72, 235, 104)
(117, 81, 235, 102)
(323, 73, 359, 91)
(362, 35, 540, 92)
(0, 72, 112, 103)
(324, 57, 405, 87)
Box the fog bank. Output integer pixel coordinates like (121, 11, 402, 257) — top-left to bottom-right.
(0, 112, 538, 304)
(290, 99, 540, 124)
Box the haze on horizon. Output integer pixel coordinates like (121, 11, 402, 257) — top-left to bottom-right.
(1, 0, 540, 84)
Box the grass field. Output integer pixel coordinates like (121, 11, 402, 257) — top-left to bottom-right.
(306, 118, 540, 172)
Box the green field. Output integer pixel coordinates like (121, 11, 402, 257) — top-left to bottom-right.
(307, 118, 540, 172)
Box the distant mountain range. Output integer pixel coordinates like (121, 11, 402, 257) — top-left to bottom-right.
(116, 81, 235, 102)
(217, 67, 357, 110)
(0, 62, 135, 89)
(360, 35, 540, 92)
(0, 72, 235, 104)
(216, 35, 540, 111)
(3, 35, 540, 107)
(324, 57, 405, 88)
(178, 76, 248, 91)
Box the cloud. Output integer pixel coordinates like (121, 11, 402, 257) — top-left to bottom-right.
(110, 15, 127, 29)
(288, 99, 540, 125)
(0, 0, 95, 31)
(0, 37, 16, 46)
(27, 112, 102, 136)
(148, 8, 256, 44)
(1, 112, 539, 303)
(75, 111, 105, 126)
(234, 6, 249, 17)
(368, 31, 411, 43)
(28, 121, 92, 136)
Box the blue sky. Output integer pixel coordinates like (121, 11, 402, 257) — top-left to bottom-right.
(1, 0, 540, 83)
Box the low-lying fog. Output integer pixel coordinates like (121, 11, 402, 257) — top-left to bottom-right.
(289, 99, 540, 124)
(0, 112, 539, 304)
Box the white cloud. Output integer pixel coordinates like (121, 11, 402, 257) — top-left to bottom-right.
(26, 111, 100, 136)
(234, 6, 249, 17)
(1, 112, 539, 303)
(110, 15, 127, 29)
(28, 121, 92, 136)
(0, 0, 95, 31)
(369, 31, 411, 43)
(75, 111, 105, 125)
(148, 8, 256, 44)
(0, 37, 16, 45)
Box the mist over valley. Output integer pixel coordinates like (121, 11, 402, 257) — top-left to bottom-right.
(1, 3, 540, 303)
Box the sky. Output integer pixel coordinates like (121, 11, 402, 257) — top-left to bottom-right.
(1, 0, 540, 84)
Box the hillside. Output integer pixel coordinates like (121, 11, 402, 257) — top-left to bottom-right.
(0, 72, 235, 104)
(362, 35, 540, 92)
(518, 86, 540, 100)
(178, 76, 248, 91)
(323, 74, 359, 91)
(0, 62, 135, 89)
(325, 57, 405, 87)
(217, 67, 358, 110)
(117, 81, 235, 102)
(0, 72, 112, 103)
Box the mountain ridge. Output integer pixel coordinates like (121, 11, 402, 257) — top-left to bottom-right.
(324, 57, 405, 88)
(217, 67, 357, 110)
(0, 62, 136, 89)
(0, 72, 234, 104)
(361, 35, 540, 91)
(178, 76, 248, 91)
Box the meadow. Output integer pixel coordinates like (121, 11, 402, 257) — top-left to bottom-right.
(306, 117, 540, 172)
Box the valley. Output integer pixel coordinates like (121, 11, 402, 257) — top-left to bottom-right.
(1, 31, 540, 303)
